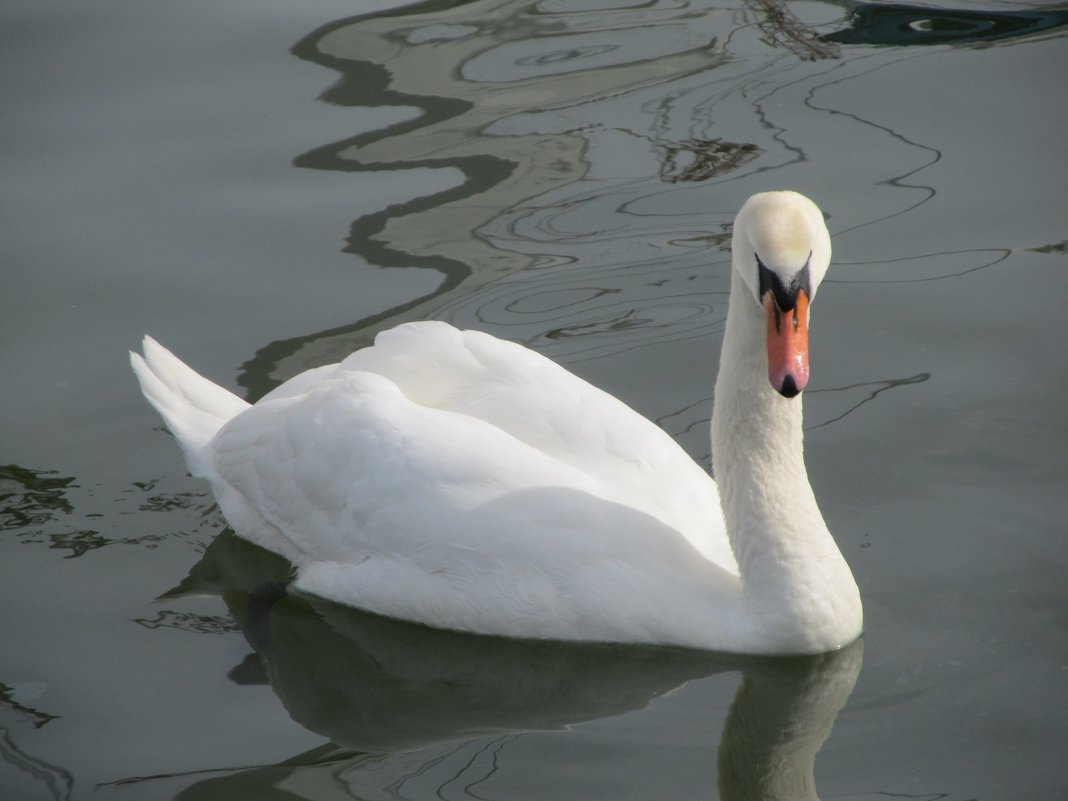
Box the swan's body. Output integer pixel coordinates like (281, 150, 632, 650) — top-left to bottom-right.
(132, 191, 862, 654)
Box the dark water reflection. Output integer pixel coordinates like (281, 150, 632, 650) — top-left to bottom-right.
(243, 0, 744, 395)
(823, 3, 1068, 46)
(157, 533, 861, 801)
(240, 0, 1068, 401)
(3, 0, 1068, 798)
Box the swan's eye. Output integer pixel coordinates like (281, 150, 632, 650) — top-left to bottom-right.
(756, 254, 811, 311)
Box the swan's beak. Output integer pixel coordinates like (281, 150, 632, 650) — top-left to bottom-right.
(763, 289, 810, 398)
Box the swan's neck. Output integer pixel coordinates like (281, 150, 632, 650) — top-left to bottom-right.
(711, 271, 861, 652)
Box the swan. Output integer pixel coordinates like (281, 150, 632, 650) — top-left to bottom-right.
(131, 190, 862, 655)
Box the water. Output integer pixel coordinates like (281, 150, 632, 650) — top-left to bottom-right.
(2, 0, 1067, 798)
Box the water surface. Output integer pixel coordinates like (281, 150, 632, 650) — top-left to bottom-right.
(2, 1, 1067, 799)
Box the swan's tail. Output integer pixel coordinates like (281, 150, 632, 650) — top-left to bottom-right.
(130, 336, 250, 478)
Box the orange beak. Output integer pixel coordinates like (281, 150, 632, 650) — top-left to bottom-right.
(764, 289, 810, 398)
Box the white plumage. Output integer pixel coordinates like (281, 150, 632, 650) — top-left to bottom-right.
(132, 191, 862, 654)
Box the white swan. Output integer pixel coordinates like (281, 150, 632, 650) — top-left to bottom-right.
(132, 191, 862, 655)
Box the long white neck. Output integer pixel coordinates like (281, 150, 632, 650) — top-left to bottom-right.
(711, 269, 862, 653)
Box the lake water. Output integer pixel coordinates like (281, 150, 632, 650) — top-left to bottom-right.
(2, 0, 1067, 799)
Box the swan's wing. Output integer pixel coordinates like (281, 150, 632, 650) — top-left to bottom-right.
(335, 322, 733, 567)
(209, 370, 739, 644)
(210, 370, 596, 563)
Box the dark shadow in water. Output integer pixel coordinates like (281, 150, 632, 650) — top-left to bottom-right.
(0, 464, 76, 530)
(1, 463, 218, 559)
(823, 3, 1068, 46)
(0, 684, 60, 730)
(126, 532, 865, 800)
(0, 726, 73, 801)
(0, 463, 126, 558)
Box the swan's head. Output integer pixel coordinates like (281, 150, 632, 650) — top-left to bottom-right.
(731, 191, 832, 398)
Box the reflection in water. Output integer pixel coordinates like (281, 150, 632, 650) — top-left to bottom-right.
(159, 532, 862, 801)
(823, 3, 1068, 47)
(718, 651, 860, 801)
(1, 464, 219, 558)
(806, 372, 929, 431)
(240, 0, 820, 396)
(0, 725, 73, 801)
(0, 683, 59, 730)
(131, 609, 239, 635)
(0, 670, 70, 801)
(828, 248, 1012, 284)
(748, 0, 841, 60)
(0, 464, 76, 530)
(661, 137, 763, 183)
(230, 0, 1057, 432)
(1028, 240, 1068, 255)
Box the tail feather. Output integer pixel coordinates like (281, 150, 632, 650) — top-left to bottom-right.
(131, 336, 249, 477)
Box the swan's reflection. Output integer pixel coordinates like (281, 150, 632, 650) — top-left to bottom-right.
(168, 531, 861, 800)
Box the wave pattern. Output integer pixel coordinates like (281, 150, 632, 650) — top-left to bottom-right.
(237, 0, 1065, 439)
